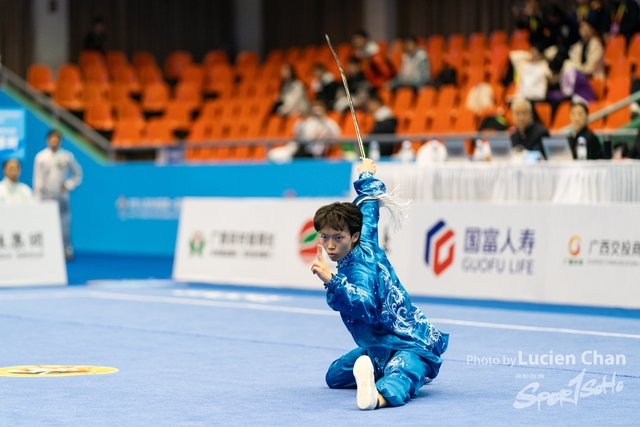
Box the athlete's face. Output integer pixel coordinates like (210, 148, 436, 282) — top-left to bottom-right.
(318, 227, 360, 262)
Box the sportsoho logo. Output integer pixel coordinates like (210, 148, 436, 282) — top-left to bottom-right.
(425, 220, 455, 275)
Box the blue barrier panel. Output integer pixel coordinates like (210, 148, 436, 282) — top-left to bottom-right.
(0, 89, 352, 256)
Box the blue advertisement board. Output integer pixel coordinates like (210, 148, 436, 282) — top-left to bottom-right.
(0, 109, 26, 161)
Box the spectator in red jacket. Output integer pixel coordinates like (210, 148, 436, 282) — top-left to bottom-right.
(351, 30, 394, 89)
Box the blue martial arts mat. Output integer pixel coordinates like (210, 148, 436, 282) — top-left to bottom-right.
(0, 280, 638, 426)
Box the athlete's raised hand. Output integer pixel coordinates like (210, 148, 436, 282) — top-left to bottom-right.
(311, 244, 333, 284)
(358, 158, 376, 175)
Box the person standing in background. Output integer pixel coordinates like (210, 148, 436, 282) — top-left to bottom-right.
(0, 159, 33, 205)
(33, 130, 82, 260)
(388, 35, 431, 91)
(83, 16, 107, 53)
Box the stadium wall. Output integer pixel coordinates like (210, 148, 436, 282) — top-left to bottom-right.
(0, 88, 352, 256)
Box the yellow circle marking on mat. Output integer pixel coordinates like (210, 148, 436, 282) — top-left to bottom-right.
(0, 365, 118, 377)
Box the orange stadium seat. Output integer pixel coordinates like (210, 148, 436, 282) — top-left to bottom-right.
(53, 82, 84, 111)
(79, 50, 105, 71)
(373, 84, 388, 104)
(510, 29, 530, 50)
(84, 66, 109, 91)
(84, 100, 114, 131)
(83, 82, 108, 103)
(587, 101, 605, 130)
(262, 115, 284, 138)
(604, 105, 631, 129)
(145, 119, 176, 145)
(114, 101, 145, 130)
(165, 51, 193, 81)
(406, 108, 430, 135)
(27, 64, 55, 93)
(109, 83, 132, 105)
(199, 100, 223, 120)
(138, 65, 163, 86)
(391, 87, 415, 121)
(180, 64, 205, 88)
(203, 50, 229, 68)
(236, 51, 260, 69)
(174, 82, 202, 112)
(342, 111, 372, 136)
(550, 101, 571, 130)
(454, 108, 477, 132)
(604, 34, 626, 66)
(534, 102, 552, 128)
(605, 77, 631, 102)
(628, 33, 640, 68)
(589, 78, 605, 101)
(106, 51, 128, 71)
(489, 30, 507, 49)
(133, 52, 157, 70)
(112, 120, 143, 147)
(163, 101, 192, 132)
(187, 118, 212, 142)
(58, 64, 83, 92)
(141, 82, 170, 113)
(113, 65, 142, 94)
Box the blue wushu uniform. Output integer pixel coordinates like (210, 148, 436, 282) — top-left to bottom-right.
(324, 171, 449, 406)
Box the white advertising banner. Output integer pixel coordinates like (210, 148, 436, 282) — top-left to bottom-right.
(0, 201, 67, 287)
(387, 204, 548, 302)
(173, 198, 640, 309)
(173, 197, 339, 289)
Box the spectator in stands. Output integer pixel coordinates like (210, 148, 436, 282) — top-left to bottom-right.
(606, 0, 640, 42)
(292, 100, 341, 158)
(367, 95, 397, 157)
(33, 130, 82, 260)
(568, 101, 603, 159)
(310, 64, 340, 110)
(273, 64, 309, 117)
(351, 30, 394, 89)
(509, 43, 552, 101)
(564, 18, 605, 79)
(571, 0, 608, 35)
(510, 98, 550, 156)
(0, 159, 33, 205)
(512, 0, 553, 49)
(83, 16, 107, 53)
(334, 57, 371, 113)
(387, 35, 431, 91)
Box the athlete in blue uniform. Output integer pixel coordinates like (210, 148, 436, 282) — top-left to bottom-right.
(311, 158, 449, 410)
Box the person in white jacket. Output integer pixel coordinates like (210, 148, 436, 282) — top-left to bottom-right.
(0, 159, 33, 205)
(33, 130, 82, 260)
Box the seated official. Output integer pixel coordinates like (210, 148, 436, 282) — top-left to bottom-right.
(367, 95, 398, 157)
(567, 101, 602, 160)
(292, 101, 341, 158)
(509, 98, 550, 158)
(0, 158, 33, 205)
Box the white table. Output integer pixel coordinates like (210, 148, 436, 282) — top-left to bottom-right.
(351, 160, 640, 203)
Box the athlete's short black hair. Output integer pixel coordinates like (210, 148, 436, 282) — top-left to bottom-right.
(313, 202, 363, 242)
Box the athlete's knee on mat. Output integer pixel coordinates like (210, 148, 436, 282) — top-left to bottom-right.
(325, 366, 356, 389)
(376, 376, 412, 407)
